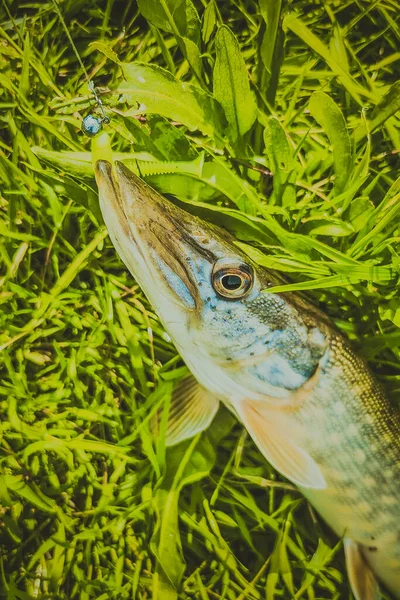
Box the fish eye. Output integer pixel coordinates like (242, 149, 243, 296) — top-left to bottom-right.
(212, 259, 253, 299)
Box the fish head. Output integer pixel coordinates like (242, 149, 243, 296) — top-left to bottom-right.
(96, 160, 328, 403)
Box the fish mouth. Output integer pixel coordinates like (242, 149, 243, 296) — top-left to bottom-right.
(95, 159, 210, 312)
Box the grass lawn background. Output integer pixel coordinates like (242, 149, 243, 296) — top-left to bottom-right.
(0, 0, 399, 598)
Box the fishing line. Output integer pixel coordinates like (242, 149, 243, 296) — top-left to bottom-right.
(50, 0, 110, 137)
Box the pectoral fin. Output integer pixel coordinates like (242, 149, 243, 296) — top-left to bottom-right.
(344, 538, 381, 600)
(236, 401, 326, 489)
(164, 374, 220, 446)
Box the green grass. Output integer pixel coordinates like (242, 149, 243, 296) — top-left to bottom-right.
(0, 0, 399, 598)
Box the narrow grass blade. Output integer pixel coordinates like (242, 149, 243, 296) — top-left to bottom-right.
(213, 25, 257, 144)
(309, 91, 353, 195)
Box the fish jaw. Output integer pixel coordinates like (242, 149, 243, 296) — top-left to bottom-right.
(95, 159, 198, 313)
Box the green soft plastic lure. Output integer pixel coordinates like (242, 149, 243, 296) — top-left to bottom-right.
(94, 144, 400, 600)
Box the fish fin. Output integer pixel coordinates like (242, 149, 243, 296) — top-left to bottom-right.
(344, 538, 381, 600)
(164, 374, 220, 446)
(236, 401, 326, 489)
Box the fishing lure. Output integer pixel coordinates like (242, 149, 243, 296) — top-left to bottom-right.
(81, 81, 110, 137)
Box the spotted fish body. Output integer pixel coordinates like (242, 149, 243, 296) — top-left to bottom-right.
(285, 327, 400, 596)
(95, 159, 400, 599)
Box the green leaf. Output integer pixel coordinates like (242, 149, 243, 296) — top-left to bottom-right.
(263, 117, 296, 207)
(306, 219, 355, 237)
(202, 0, 217, 44)
(137, 0, 200, 42)
(48, 521, 66, 592)
(27, 538, 56, 571)
(151, 435, 204, 593)
(29, 165, 103, 224)
(354, 80, 400, 143)
(259, 0, 281, 74)
(89, 41, 123, 67)
(0, 476, 14, 506)
(379, 300, 400, 328)
(259, 0, 284, 104)
(151, 487, 185, 592)
(283, 14, 377, 105)
(31, 147, 203, 179)
(3, 475, 56, 513)
(279, 519, 295, 596)
(0, 223, 39, 242)
(118, 62, 224, 141)
(329, 25, 350, 74)
(348, 197, 374, 233)
(295, 538, 342, 596)
(146, 115, 198, 160)
(136, 0, 204, 81)
(213, 25, 257, 144)
(309, 91, 353, 195)
(152, 573, 179, 600)
(150, 409, 228, 596)
(18, 33, 30, 99)
(263, 268, 394, 293)
(178, 34, 203, 80)
(348, 178, 400, 258)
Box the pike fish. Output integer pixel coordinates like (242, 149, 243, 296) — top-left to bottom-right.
(95, 159, 400, 600)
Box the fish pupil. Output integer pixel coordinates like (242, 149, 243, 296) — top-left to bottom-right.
(221, 274, 242, 290)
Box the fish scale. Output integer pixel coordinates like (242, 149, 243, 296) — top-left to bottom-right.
(290, 335, 400, 592)
(95, 158, 400, 599)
